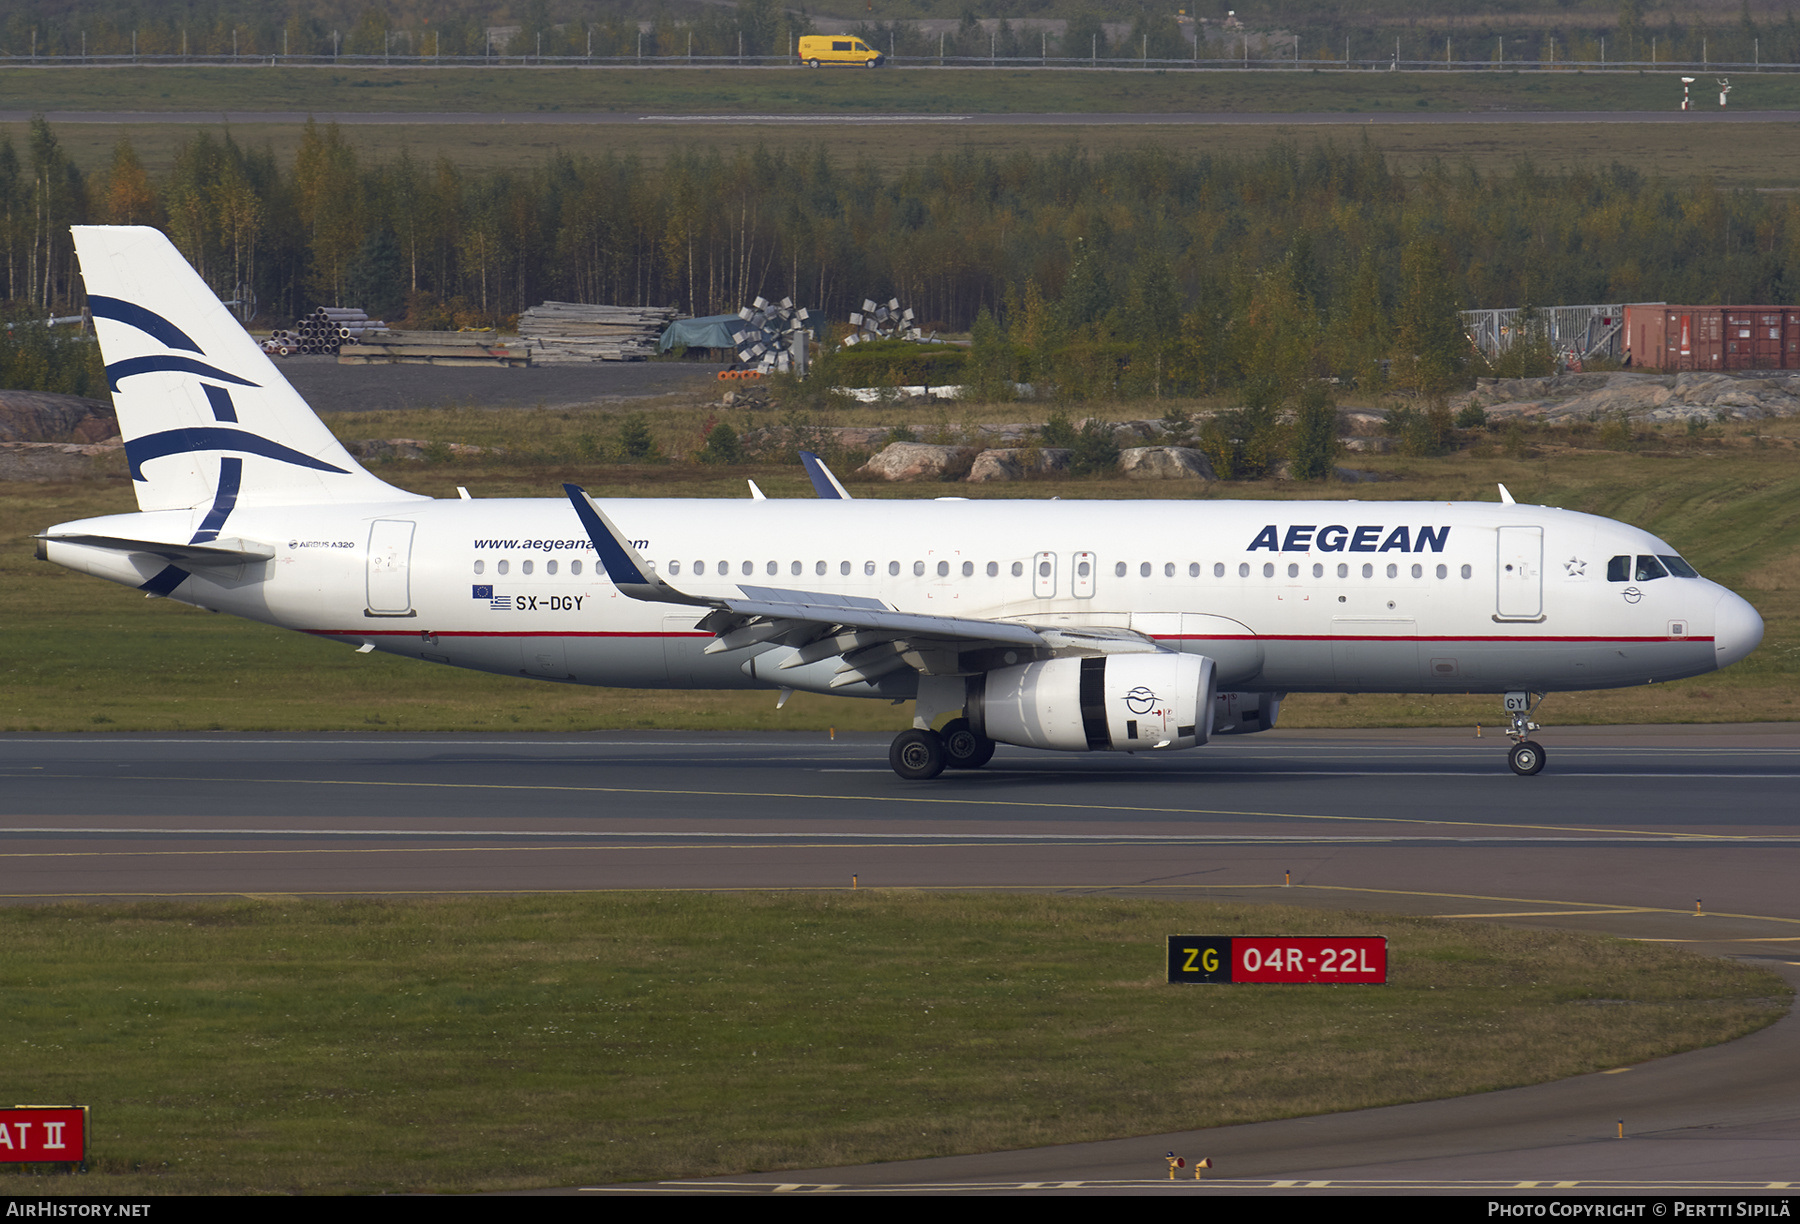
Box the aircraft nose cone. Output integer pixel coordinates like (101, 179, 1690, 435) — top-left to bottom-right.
(1714, 590, 1765, 669)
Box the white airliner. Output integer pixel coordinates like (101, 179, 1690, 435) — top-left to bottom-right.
(38, 227, 1765, 779)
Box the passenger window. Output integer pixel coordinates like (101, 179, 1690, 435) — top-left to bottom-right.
(841, 561, 852, 576)
(1336, 563, 1348, 579)
(1164, 563, 1175, 578)
(1076, 560, 1090, 578)
(1038, 560, 1051, 578)
(1461, 564, 1473, 579)
(523, 560, 534, 575)
(914, 561, 926, 576)
(791, 561, 802, 576)
(1115, 561, 1127, 578)
(1385, 563, 1397, 579)
(1190, 563, 1200, 577)
(865, 561, 876, 576)
(1012, 562, 1024, 577)
(1140, 562, 1152, 578)
(571, 560, 582, 576)
(1287, 563, 1299, 578)
(694, 561, 706, 575)
(889, 561, 900, 576)
(1636, 555, 1669, 581)
(473, 559, 484, 574)
(1435, 564, 1446, 579)
(1312, 563, 1323, 578)
(962, 561, 974, 577)
(1607, 555, 1631, 582)
(767, 561, 779, 576)
(742, 561, 753, 576)
(1215, 562, 1226, 578)
(936, 561, 949, 577)
(987, 561, 999, 577)
(1262, 563, 1274, 578)
(1361, 563, 1373, 578)
(1238, 562, 1249, 577)
(548, 560, 559, 575)
(1411, 563, 1422, 579)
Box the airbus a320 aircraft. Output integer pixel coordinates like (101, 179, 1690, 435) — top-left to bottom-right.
(38, 227, 1765, 779)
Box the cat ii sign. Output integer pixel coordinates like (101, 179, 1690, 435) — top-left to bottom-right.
(0, 1107, 87, 1164)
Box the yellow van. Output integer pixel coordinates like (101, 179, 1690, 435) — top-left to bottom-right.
(797, 35, 884, 68)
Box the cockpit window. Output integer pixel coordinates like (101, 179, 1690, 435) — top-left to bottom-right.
(1607, 555, 1630, 582)
(1659, 554, 1699, 578)
(1635, 555, 1669, 581)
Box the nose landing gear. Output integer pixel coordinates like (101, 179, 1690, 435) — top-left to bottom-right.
(1503, 691, 1547, 776)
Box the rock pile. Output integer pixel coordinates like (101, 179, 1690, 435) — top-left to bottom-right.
(0, 390, 122, 481)
(1456, 371, 1800, 424)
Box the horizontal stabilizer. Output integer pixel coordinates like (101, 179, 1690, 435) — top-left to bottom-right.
(37, 533, 275, 566)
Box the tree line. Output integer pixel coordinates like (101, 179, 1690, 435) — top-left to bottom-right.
(8, 115, 1800, 410)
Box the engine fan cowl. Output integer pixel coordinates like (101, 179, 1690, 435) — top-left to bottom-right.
(969, 654, 1217, 753)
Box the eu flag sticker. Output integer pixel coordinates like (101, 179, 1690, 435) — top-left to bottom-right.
(472, 584, 493, 599)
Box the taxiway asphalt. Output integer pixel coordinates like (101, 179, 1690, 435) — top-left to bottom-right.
(5, 724, 1796, 1194)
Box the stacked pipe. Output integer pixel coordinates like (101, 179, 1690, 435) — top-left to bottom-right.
(732, 296, 810, 375)
(518, 301, 679, 363)
(266, 307, 390, 356)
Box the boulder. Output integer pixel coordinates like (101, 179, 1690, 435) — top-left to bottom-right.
(965, 447, 1072, 483)
(856, 441, 976, 481)
(1118, 446, 1215, 481)
(0, 390, 118, 443)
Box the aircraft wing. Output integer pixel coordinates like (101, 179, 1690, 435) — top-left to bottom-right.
(564, 484, 1138, 685)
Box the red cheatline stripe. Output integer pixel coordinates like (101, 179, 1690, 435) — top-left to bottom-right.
(306, 629, 1712, 644)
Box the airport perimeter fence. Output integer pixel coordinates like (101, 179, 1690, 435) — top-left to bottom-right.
(4, 52, 1800, 73)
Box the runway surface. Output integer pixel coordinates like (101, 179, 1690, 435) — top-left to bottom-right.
(8, 109, 1799, 127)
(5, 724, 1797, 1194)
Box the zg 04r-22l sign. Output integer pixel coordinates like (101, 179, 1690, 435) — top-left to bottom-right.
(1167, 936, 1388, 984)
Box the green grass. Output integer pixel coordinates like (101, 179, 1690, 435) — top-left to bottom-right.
(9, 65, 1800, 117)
(0, 893, 1784, 1194)
(5, 402, 1798, 734)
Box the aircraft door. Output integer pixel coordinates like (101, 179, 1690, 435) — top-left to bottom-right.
(1496, 526, 1544, 620)
(1033, 551, 1057, 598)
(1072, 551, 1096, 598)
(366, 520, 415, 617)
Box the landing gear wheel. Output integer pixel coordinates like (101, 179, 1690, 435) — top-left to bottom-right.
(940, 719, 996, 770)
(890, 729, 946, 780)
(1508, 740, 1547, 776)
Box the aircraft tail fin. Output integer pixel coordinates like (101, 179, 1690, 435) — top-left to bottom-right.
(72, 226, 421, 513)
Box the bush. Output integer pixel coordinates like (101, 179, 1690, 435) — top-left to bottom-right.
(1069, 418, 1121, 477)
(617, 414, 661, 462)
(1455, 403, 1488, 430)
(832, 339, 968, 387)
(1288, 383, 1338, 482)
(700, 422, 742, 465)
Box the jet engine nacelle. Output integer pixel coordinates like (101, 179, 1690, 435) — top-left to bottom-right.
(969, 654, 1217, 753)
(1212, 690, 1285, 735)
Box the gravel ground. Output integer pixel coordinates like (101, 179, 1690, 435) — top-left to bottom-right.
(278, 355, 725, 413)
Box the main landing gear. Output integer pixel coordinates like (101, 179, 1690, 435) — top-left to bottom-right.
(888, 721, 998, 780)
(1503, 690, 1547, 776)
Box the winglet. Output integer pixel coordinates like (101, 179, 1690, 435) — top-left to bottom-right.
(799, 451, 851, 500)
(562, 484, 713, 607)
(1498, 483, 1516, 505)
